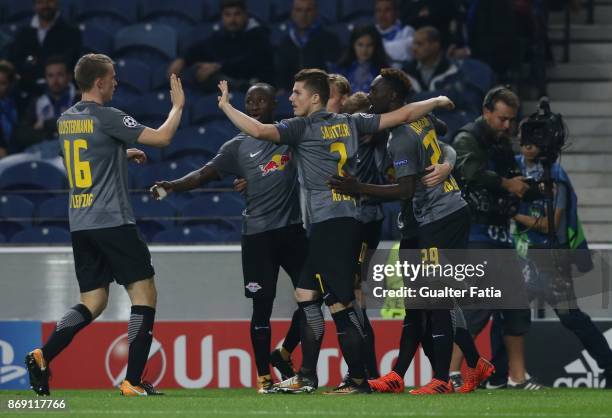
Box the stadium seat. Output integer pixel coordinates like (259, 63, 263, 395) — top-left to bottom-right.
(269, 22, 289, 46)
(0, 231, 5, 243)
(0, 194, 34, 226)
(131, 193, 177, 228)
(437, 110, 476, 143)
(163, 126, 218, 160)
(11, 226, 71, 244)
(177, 23, 216, 56)
(275, 92, 293, 120)
(0, 221, 24, 240)
(126, 92, 174, 126)
(133, 157, 202, 189)
(247, 0, 272, 24)
(201, 0, 220, 21)
(1, 0, 33, 23)
(328, 23, 352, 49)
(73, 1, 138, 33)
(114, 23, 178, 65)
(180, 193, 244, 221)
(339, 0, 374, 21)
(79, 22, 113, 55)
(140, 0, 204, 25)
(23, 140, 61, 160)
(115, 58, 151, 94)
(191, 92, 245, 124)
(459, 58, 497, 96)
(0, 160, 67, 191)
(108, 89, 139, 111)
(137, 144, 164, 163)
(36, 195, 69, 228)
(152, 226, 219, 243)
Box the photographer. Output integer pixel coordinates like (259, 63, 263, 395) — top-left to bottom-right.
(451, 86, 540, 389)
(512, 141, 612, 388)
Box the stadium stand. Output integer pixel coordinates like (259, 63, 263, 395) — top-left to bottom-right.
(10, 225, 70, 244)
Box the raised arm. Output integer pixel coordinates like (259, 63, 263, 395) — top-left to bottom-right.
(378, 96, 455, 131)
(217, 80, 280, 143)
(138, 74, 185, 147)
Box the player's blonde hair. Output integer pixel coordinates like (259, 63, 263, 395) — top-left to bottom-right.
(341, 92, 370, 114)
(328, 74, 351, 97)
(74, 54, 114, 92)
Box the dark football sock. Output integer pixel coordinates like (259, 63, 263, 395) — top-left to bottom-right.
(455, 327, 479, 368)
(393, 309, 424, 376)
(429, 310, 453, 382)
(298, 300, 324, 376)
(332, 307, 366, 380)
(42, 304, 93, 364)
(250, 298, 274, 376)
(282, 308, 301, 353)
(361, 308, 379, 378)
(126, 305, 156, 386)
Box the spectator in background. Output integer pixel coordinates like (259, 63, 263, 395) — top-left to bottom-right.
(166, 0, 273, 93)
(333, 26, 389, 93)
(13, 56, 77, 151)
(400, 0, 461, 47)
(8, 0, 81, 98)
(0, 61, 18, 157)
(465, 0, 518, 79)
(403, 27, 465, 103)
(274, 0, 340, 91)
(375, 0, 415, 68)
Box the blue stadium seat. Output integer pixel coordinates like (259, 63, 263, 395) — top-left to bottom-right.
(23, 140, 61, 160)
(0, 231, 5, 243)
(0, 221, 24, 239)
(73, 1, 138, 33)
(1, 0, 33, 23)
(131, 193, 177, 228)
(269, 22, 289, 46)
(126, 92, 174, 126)
(163, 126, 217, 160)
(177, 23, 216, 56)
(318, 1, 339, 23)
(140, 0, 204, 25)
(115, 58, 151, 94)
(152, 226, 218, 243)
(437, 110, 475, 143)
(0, 160, 67, 191)
(79, 22, 113, 55)
(137, 144, 164, 163)
(275, 92, 293, 120)
(339, 0, 374, 22)
(199, 120, 240, 151)
(459, 58, 496, 96)
(191, 92, 245, 124)
(201, 0, 220, 22)
(36, 195, 69, 227)
(108, 89, 139, 111)
(133, 157, 202, 189)
(328, 23, 352, 49)
(114, 23, 178, 65)
(269, 0, 290, 22)
(247, 0, 272, 24)
(11, 226, 71, 244)
(180, 192, 244, 220)
(0, 194, 34, 226)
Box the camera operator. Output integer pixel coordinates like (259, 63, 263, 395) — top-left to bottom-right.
(450, 86, 541, 389)
(512, 140, 612, 388)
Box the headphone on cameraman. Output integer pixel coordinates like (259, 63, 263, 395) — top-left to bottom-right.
(483, 85, 513, 111)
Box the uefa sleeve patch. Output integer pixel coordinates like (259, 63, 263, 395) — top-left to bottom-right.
(123, 116, 139, 128)
(393, 159, 409, 167)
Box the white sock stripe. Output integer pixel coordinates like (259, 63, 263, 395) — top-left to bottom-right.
(128, 314, 144, 344)
(303, 305, 325, 340)
(56, 309, 85, 331)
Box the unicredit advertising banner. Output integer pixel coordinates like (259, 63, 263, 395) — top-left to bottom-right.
(42, 320, 463, 389)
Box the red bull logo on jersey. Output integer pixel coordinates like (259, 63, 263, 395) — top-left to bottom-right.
(259, 153, 291, 176)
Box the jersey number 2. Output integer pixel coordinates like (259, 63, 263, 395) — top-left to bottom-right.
(63, 139, 92, 188)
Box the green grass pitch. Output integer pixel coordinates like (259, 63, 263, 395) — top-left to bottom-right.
(1, 388, 611, 418)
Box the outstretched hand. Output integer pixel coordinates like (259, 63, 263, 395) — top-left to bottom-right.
(217, 80, 229, 109)
(169, 73, 184, 110)
(150, 181, 174, 200)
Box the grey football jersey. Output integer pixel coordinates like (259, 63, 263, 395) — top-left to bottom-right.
(275, 110, 381, 224)
(205, 133, 302, 235)
(388, 116, 466, 226)
(356, 133, 387, 223)
(58, 101, 144, 232)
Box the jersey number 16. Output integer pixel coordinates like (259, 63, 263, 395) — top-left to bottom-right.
(63, 139, 92, 189)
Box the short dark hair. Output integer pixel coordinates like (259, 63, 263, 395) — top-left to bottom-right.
(0, 60, 16, 83)
(418, 26, 441, 44)
(294, 68, 330, 105)
(248, 82, 277, 98)
(375, 0, 399, 11)
(380, 67, 413, 102)
(221, 0, 246, 11)
(45, 55, 68, 71)
(483, 86, 520, 111)
(74, 53, 114, 92)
